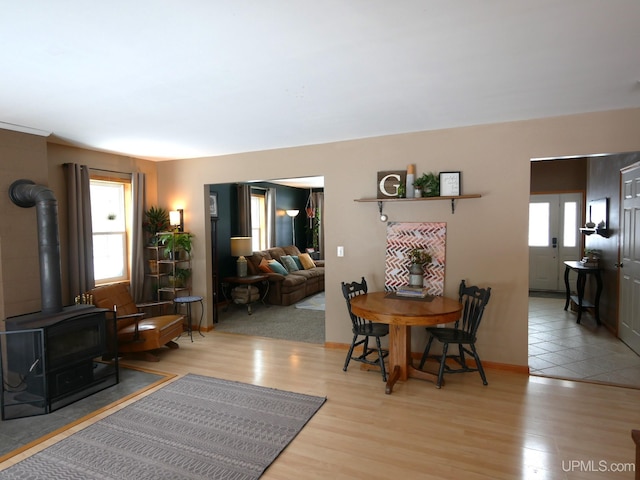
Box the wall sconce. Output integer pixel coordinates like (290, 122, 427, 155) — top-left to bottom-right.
(169, 209, 184, 232)
(230, 236, 253, 277)
(286, 209, 299, 245)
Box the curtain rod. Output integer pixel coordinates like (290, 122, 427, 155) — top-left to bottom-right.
(88, 167, 132, 176)
(62, 163, 132, 176)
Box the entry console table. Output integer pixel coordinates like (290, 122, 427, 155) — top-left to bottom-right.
(563, 261, 602, 325)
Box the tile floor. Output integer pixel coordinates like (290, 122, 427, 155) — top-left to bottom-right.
(528, 293, 640, 388)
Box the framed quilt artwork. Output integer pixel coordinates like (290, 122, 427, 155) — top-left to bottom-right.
(384, 222, 447, 295)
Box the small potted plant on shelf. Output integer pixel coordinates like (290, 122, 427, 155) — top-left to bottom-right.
(159, 232, 194, 260)
(413, 172, 440, 197)
(143, 206, 170, 245)
(168, 267, 191, 287)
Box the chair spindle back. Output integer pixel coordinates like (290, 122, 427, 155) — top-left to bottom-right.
(457, 279, 492, 337)
(341, 277, 368, 330)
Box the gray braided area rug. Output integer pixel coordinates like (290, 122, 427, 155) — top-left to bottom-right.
(2, 374, 326, 479)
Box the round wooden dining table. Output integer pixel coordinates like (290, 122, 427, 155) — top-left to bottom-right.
(349, 291, 462, 394)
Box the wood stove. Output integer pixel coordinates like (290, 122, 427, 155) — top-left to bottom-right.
(1, 179, 119, 419)
(1, 305, 118, 419)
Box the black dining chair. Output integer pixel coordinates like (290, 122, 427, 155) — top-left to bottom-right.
(418, 280, 492, 388)
(341, 277, 389, 382)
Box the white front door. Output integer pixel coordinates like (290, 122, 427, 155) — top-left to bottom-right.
(529, 193, 583, 291)
(619, 164, 640, 354)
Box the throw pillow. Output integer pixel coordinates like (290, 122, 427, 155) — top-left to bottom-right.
(280, 255, 300, 273)
(258, 257, 272, 273)
(292, 255, 304, 270)
(267, 259, 288, 275)
(299, 253, 316, 269)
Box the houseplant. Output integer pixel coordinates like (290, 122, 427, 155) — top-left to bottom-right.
(143, 206, 170, 245)
(407, 248, 432, 287)
(159, 232, 194, 259)
(413, 172, 439, 197)
(584, 248, 600, 259)
(168, 267, 191, 287)
(408, 248, 432, 265)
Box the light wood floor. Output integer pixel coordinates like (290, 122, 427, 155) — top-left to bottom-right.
(3, 331, 640, 479)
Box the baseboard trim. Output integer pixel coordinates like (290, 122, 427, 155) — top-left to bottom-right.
(324, 342, 529, 374)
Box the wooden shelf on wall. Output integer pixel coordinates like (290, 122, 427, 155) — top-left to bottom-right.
(355, 194, 481, 203)
(355, 194, 482, 214)
(579, 227, 610, 238)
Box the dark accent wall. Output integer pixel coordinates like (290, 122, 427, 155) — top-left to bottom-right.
(209, 182, 318, 281)
(210, 183, 235, 281)
(586, 152, 639, 330)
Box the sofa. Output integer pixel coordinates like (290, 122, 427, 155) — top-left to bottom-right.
(245, 245, 325, 306)
(90, 283, 185, 361)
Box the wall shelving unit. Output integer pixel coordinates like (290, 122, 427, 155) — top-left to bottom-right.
(147, 231, 191, 301)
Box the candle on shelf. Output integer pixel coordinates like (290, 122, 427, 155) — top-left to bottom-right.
(406, 164, 415, 198)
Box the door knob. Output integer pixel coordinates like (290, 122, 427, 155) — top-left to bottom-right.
(615, 263, 624, 268)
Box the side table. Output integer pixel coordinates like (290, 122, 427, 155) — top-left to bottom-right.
(221, 275, 270, 315)
(174, 296, 204, 341)
(563, 261, 602, 325)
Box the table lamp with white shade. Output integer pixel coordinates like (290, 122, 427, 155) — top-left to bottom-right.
(230, 237, 253, 277)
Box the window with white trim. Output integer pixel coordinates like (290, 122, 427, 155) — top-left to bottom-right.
(90, 178, 131, 284)
(251, 192, 266, 251)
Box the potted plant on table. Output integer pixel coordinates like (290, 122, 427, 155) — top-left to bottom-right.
(407, 248, 432, 287)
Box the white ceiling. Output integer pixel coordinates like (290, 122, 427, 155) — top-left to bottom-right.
(1, 1, 639, 161)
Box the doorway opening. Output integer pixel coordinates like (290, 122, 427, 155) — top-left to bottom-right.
(528, 156, 640, 389)
(207, 176, 325, 344)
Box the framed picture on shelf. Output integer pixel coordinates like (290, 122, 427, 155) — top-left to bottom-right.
(209, 192, 218, 218)
(439, 171, 461, 196)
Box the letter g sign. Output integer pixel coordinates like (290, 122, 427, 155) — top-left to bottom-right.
(376, 170, 407, 199)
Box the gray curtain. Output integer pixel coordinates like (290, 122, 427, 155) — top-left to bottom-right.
(265, 187, 277, 248)
(237, 183, 252, 236)
(130, 173, 146, 302)
(64, 163, 95, 300)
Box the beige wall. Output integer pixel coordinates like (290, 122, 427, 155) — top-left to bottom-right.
(156, 108, 640, 368)
(0, 129, 48, 319)
(2, 108, 639, 367)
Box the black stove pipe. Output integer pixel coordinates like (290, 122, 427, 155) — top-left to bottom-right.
(9, 179, 63, 314)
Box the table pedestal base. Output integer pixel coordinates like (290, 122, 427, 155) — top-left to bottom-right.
(362, 324, 442, 393)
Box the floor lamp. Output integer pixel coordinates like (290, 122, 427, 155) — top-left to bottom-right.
(286, 209, 299, 246)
